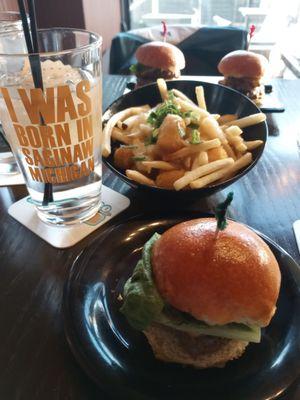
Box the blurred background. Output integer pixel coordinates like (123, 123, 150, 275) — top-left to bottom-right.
(1, 0, 300, 78)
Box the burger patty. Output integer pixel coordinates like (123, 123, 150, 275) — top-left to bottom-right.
(144, 322, 248, 368)
(132, 62, 179, 87)
(136, 67, 177, 81)
(136, 71, 177, 87)
(220, 76, 264, 101)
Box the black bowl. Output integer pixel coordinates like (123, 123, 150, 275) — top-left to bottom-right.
(103, 80, 267, 200)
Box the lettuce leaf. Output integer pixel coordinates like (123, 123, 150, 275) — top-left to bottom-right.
(120, 233, 163, 330)
(156, 307, 261, 343)
(120, 232, 261, 343)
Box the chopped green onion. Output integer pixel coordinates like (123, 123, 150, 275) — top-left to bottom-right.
(129, 64, 138, 73)
(147, 100, 182, 128)
(190, 129, 201, 144)
(152, 128, 159, 138)
(147, 111, 158, 126)
(132, 155, 147, 162)
(167, 90, 175, 100)
(145, 129, 159, 145)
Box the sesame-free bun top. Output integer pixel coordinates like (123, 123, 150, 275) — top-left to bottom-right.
(218, 50, 268, 79)
(152, 218, 281, 327)
(135, 41, 185, 71)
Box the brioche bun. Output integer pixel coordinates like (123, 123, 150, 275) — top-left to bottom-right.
(218, 50, 268, 78)
(152, 218, 281, 328)
(136, 41, 185, 71)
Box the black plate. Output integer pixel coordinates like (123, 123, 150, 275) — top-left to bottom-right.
(63, 213, 300, 400)
(103, 80, 268, 200)
(260, 86, 285, 113)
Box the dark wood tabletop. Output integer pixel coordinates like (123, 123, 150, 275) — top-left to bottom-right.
(0, 75, 300, 400)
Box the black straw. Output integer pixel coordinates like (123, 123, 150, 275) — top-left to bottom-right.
(27, 0, 39, 54)
(17, 0, 33, 53)
(18, 0, 53, 205)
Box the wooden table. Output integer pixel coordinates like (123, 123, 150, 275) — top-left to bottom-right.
(0, 75, 300, 399)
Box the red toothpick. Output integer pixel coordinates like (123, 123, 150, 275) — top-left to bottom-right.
(249, 24, 256, 39)
(247, 24, 256, 50)
(161, 20, 167, 42)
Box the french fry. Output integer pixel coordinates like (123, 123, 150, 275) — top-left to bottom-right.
(201, 116, 228, 143)
(226, 135, 241, 145)
(117, 120, 127, 130)
(226, 133, 247, 154)
(139, 123, 152, 134)
(244, 140, 264, 150)
(157, 78, 168, 101)
(190, 152, 252, 188)
(195, 86, 207, 110)
(225, 125, 243, 137)
(221, 152, 253, 180)
(221, 113, 266, 129)
(191, 156, 199, 170)
(126, 170, 155, 186)
(184, 157, 192, 170)
(102, 106, 149, 157)
(217, 114, 238, 125)
(126, 130, 144, 138)
(192, 151, 208, 169)
(235, 150, 244, 159)
(198, 151, 209, 165)
(172, 89, 195, 105)
(222, 143, 236, 160)
(141, 161, 176, 171)
(164, 139, 221, 161)
(120, 115, 141, 130)
(236, 142, 248, 153)
(174, 158, 234, 191)
(211, 114, 220, 120)
(174, 97, 209, 118)
(111, 127, 131, 144)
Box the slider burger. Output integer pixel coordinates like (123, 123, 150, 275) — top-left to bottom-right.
(218, 50, 268, 105)
(130, 41, 185, 87)
(121, 218, 281, 368)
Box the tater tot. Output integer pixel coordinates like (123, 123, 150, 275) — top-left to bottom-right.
(114, 147, 134, 170)
(157, 114, 186, 154)
(207, 147, 228, 162)
(156, 169, 185, 189)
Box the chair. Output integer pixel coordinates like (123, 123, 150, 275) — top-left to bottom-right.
(109, 25, 248, 76)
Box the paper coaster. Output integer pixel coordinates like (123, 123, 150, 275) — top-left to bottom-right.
(293, 220, 300, 255)
(8, 185, 130, 248)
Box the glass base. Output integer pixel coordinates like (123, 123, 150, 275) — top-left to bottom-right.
(36, 197, 101, 226)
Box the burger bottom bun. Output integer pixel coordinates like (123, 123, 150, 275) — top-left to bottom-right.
(144, 323, 248, 368)
(219, 77, 265, 104)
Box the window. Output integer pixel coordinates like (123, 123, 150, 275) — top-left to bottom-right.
(125, 0, 300, 77)
(128, 0, 300, 47)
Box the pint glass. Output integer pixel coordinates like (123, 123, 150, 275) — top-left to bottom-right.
(0, 28, 102, 225)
